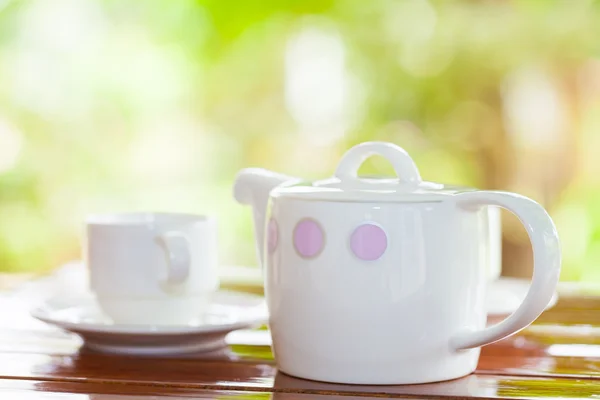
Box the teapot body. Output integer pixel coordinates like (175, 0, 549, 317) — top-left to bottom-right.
(264, 196, 490, 383)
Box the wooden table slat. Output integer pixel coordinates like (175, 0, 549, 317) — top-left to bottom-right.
(0, 378, 346, 399)
(0, 351, 595, 399)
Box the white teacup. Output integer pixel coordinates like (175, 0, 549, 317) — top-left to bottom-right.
(85, 212, 219, 325)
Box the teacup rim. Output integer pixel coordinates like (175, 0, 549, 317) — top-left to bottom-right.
(86, 212, 213, 226)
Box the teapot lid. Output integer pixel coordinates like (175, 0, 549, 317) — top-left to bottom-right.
(271, 142, 475, 203)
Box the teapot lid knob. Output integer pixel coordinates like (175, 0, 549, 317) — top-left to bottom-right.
(334, 141, 422, 184)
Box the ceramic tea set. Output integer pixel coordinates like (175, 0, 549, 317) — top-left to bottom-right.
(32, 141, 561, 385)
(32, 213, 267, 355)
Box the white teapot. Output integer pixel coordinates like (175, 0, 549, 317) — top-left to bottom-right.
(233, 141, 560, 385)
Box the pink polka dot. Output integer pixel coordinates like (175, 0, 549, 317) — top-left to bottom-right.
(293, 218, 324, 258)
(268, 218, 278, 254)
(350, 223, 387, 261)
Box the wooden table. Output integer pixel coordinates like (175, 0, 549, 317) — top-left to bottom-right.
(1, 279, 600, 399)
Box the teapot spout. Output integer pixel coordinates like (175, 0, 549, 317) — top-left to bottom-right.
(233, 168, 299, 267)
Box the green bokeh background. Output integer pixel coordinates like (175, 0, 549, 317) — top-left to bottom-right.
(0, 0, 597, 281)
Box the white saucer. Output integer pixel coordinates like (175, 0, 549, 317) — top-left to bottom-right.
(31, 291, 268, 356)
(486, 277, 558, 323)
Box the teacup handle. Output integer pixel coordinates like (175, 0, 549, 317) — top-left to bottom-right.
(155, 231, 191, 287)
(449, 191, 561, 350)
(334, 141, 422, 184)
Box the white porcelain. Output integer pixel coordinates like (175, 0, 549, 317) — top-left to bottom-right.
(233, 141, 561, 385)
(234, 173, 501, 283)
(30, 291, 267, 356)
(85, 212, 219, 325)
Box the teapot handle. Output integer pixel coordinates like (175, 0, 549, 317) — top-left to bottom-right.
(449, 191, 561, 350)
(334, 142, 422, 184)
